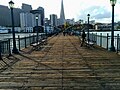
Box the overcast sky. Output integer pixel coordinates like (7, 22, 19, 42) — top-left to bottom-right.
(1, 0, 120, 23)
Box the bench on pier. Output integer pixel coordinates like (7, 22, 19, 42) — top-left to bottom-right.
(41, 38, 47, 45)
(31, 38, 47, 51)
(85, 41, 94, 47)
(31, 42, 41, 51)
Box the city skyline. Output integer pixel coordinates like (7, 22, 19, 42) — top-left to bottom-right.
(0, 0, 120, 23)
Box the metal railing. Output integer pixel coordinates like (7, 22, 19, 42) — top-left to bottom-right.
(0, 34, 46, 59)
(87, 33, 120, 53)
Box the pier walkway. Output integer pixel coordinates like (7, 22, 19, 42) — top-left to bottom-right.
(0, 34, 120, 90)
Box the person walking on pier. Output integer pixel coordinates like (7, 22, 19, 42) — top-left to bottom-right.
(81, 30, 86, 47)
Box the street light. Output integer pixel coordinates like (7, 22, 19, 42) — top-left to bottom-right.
(109, 0, 117, 51)
(87, 14, 90, 43)
(9, 1, 19, 54)
(45, 22, 47, 36)
(35, 15, 39, 43)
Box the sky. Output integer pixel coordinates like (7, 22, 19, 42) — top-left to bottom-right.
(1, 0, 120, 23)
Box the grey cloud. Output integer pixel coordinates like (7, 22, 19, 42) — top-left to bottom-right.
(78, 6, 111, 20)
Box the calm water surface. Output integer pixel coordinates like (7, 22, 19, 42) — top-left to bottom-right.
(0, 33, 37, 40)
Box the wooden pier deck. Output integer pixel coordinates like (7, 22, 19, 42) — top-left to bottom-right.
(0, 34, 120, 90)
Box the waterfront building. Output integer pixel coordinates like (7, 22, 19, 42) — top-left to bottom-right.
(22, 3, 32, 12)
(0, 5, 10, 26)
(0, 4, 24, 27)
(0, 3, 33, 29)
(44, 18, 50, 26)
(66, 19, 75, 25)
(0, 5, 22, 27)
(30, 7, 45, 26)
(85, 20, 95, 25)
(44, 25, 54, 34)
(50, 14, 58, 26)
(20, 13, 35, 32)
(13, 8, 23, 27)
(57, 19, 61, 26)
(95, 23, 112, 30)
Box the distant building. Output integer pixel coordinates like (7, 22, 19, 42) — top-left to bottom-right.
(30, 7, 45, 26)
(13, 8, 23, 26)
(20, 13, 35, 32)
(85, 20, 95, 25)
(22, 3, 32, 12)
(0, 3, 46, 33)
(57, 19, 61, 26)
(0, 5, 22, 27)
(20, 12, 43, 32)
(44, 25, 54, 34)
(0, 5, 10, 26)
(60, 0, 65, 25)
(65, 19, 75, 25)
(95, 23, 111, 30)
(50, 14, 58, 26)
(44, 18, 50, 26)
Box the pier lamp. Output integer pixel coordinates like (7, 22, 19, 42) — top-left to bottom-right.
(110, 0, 117, 51)
(35, 15, 39, 43)
(9, 1, 19, 54)
(45, 22, 47, 37)
(87, 14, 90, 43)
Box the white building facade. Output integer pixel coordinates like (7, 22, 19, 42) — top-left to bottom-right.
(20, 13, 41, 32)
(50, 14, 58, 26)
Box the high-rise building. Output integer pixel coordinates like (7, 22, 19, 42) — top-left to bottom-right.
(20, 12, 42, 32)
(60, 0, 65, 25)
(66, 19, 75, 25)
(0, 5, 22, 27)
(20, 13, 34, 31)
(22, 3, 32, 12)
(0, 5, 10, 26)
(30, 7, 44, 26)
(50, 14, 58, 26)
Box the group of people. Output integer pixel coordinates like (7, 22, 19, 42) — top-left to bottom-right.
(63, 31, 74, 36)
(62, 30, 86, 47)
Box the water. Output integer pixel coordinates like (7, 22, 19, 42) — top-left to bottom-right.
(0, 33, 45, 54)
(89, 31, 120, 50)
(0, 33, 37, 40)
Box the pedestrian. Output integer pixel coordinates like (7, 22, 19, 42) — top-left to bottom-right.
(63, 31, 65, 36)
(81, 30, 86, 47)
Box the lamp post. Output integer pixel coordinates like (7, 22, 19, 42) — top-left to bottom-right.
(45, 23, 47, 37)
(9, 1, 19, 54)
(110, 0, 116, 51)
(87, 14, 90, 43)
(35, 15, 39, 43)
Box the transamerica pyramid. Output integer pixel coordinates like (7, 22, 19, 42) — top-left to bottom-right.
(60, 0, 65, 25)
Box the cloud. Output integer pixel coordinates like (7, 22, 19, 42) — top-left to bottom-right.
(78, 6, 111, 22)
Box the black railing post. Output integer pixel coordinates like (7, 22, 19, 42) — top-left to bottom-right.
(18, 35, 20, 51)
(95, 33, 97, 44)
(107, 33, 109, 50)
(91, 33, 94, 42)
(29, 34, 31, 45)
(32, 35, 34, 43)
(0, 41, 2, 60)
(100, 33, 102, 47)
(25, 36, 27, 48)
(8, 39, 12, 56)
(117, 34, 119, 53)
(94, 33, 95, 42)
(33, 34, 35, 43)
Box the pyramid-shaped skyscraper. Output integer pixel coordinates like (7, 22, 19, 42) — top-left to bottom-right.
(60, 0, 65, 25)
